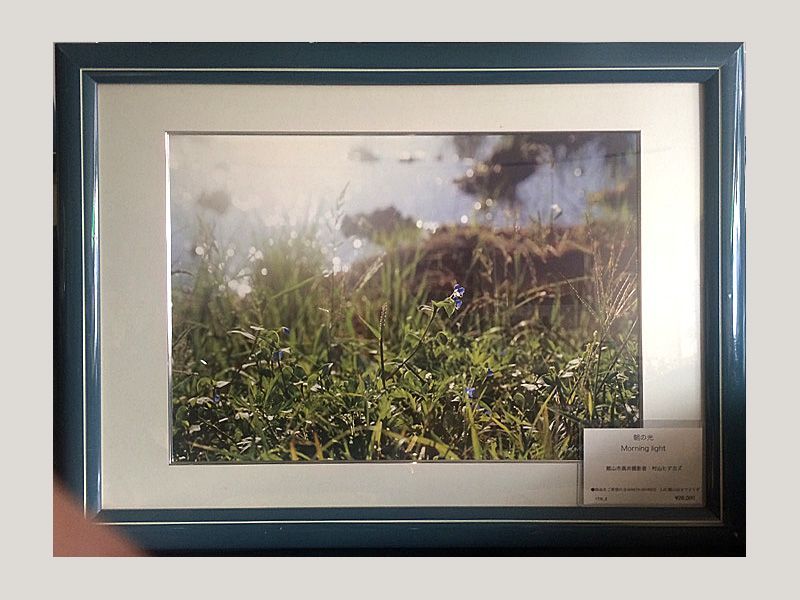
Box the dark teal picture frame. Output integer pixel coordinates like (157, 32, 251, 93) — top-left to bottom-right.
(54, 42, 745, 555)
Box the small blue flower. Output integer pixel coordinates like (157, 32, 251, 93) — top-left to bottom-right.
(281, 326, 290, 336)
(452, 283, 465, 298)
(486, 367, 494, 378)
(466, 387, 476, 399)
(273, 349, 285, 361)
(212, 390, 221, 404)
(454, 298, 463, 310)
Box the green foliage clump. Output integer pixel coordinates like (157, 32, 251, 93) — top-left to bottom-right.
(171, 217, 639, 462)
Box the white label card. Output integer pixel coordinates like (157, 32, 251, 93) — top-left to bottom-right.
(582, 428, 703, 506)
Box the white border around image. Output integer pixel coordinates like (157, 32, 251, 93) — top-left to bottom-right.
(96, 83, 702, 509)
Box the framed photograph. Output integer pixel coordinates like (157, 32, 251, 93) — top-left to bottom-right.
(54, 42, 745, 554)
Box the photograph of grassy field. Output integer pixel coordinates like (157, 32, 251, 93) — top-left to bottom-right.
(169, 132, 640, 462)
